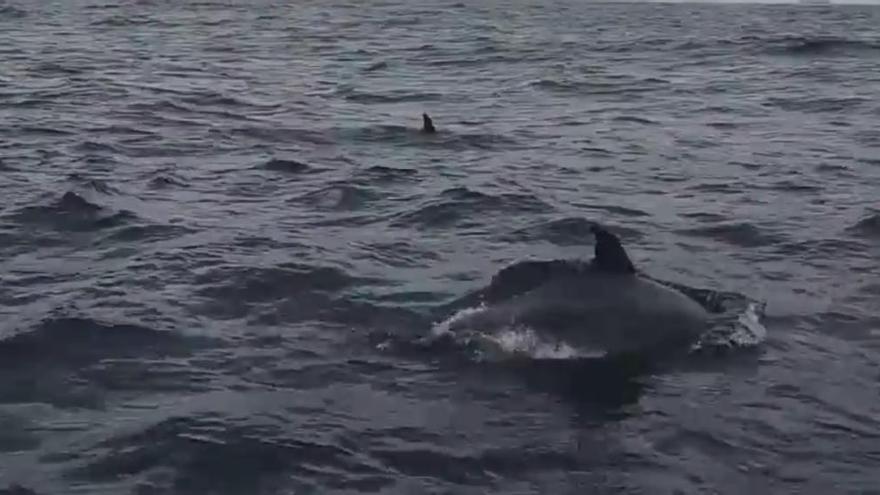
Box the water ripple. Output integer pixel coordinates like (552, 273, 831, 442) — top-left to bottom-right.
(390, 187, 554, 230)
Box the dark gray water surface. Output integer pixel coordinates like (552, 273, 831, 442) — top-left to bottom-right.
(2, 0, 880, 493)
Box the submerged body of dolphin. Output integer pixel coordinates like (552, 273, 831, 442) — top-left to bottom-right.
(448, 225, 710, 356)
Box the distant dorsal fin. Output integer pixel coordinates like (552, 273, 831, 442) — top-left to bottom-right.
(590, 224, 636, 274)
(421, 113, 436, 133)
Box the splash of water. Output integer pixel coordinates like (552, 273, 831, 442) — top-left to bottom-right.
(429, 304, 488, 337)
(691, 302, 768, 352)
(482, 326, 588, 360)
(428, 305, 595, 361)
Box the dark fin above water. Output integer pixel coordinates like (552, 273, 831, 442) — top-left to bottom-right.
(590, 224, 636, 274)
(421, 113, 436, 133)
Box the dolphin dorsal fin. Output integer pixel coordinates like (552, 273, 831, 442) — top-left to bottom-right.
(422, 113, 436, 133)
(590, 224, 636, 274)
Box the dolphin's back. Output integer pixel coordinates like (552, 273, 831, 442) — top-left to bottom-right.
(528, 273, 708, 353)
(452, 272, 709, 355)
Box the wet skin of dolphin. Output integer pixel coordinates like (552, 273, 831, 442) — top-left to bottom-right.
(449, 225, 710, 356)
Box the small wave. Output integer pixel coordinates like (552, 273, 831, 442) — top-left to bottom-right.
(6, 191, 135, 232)
(194, 263, 374, 304)
(531, 76, 665, 96)
(846, 212, 880, 239)
(353, 240, 440, 268)
(706, 121, 741, 130)
(353, 165, 419, 183)
(676, 33, 879, 57)
(125, 99, 198, 117)
(0, 317, 211, 367)
(103, 223, 195, 244)
(142, 101, 259, 124)
(18, 125, 75, 137)
(612, 115, 659, 125)
(73, 140, 119, 155)
(589, 204, 650, 218)
(678, 222, 783, 248)
(260, 158, 314, 174)
(233, 125, 330, 145)
(92, 210, 139, 230)
(28, 61, 84, 76)
(680, 211, 727, 224)
(67, 175, 120, 195)
(364, 60, 389, 72)
(148, 175, 188, 189)
(304, 213, 379, 228)
(689, 182, 742, 194)
(84, 2, 119, 9)
(771, 36, 880, 56)
(423, 52, 545, 68)
(390, 187, 553, 230)
(85, 124, 156, 137)
(294, 183, 379, 210)
(0, 484, 37, 494)
(859, 282, 880, 298)
(448, 131, 521, 151)
(90, 15, 163, 27)
(339, 87, 445, 104)
(815, 163, 852, 174)
(178, 92, 282, 110)
(580, 147, 613, 157)
(763, 180, 822, 194)
(0, 4, 26, 18)
(53, 191, 101, 213)
(339, 124, 415, 144)
(84, 180, 118, 195)
(764, 95, 870, 114)
(67, 416, 385, 490)
(775, 237, 867, 259)
(340, 124, 518, 151)
(369, 439, 585, 487)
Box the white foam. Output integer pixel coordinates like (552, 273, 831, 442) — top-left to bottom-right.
(691, 301, 768, 352)
(482, 326, 587, 360)
(430, 303, 488, 337)
(730, 302, 768, 346)
(430, 303, 594, 360)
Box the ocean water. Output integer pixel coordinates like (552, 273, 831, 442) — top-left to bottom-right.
(2, 0, 880, 493)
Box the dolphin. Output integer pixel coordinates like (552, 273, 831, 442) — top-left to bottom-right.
(448, 224, 710, 357)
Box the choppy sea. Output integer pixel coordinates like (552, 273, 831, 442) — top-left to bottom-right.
(1, 0, 880, 493)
